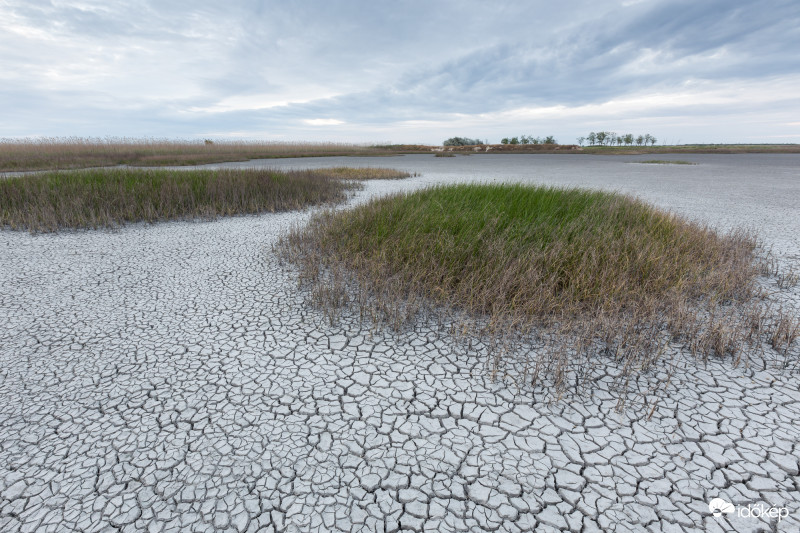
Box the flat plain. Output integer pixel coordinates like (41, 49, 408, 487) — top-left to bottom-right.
(1, 154, 798, 532)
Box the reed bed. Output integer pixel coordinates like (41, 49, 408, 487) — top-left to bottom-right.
(0, 166, 408, 232)
(280, 183, 798, 397)
(0, 137, 419, 172)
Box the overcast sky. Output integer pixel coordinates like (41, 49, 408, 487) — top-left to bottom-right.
(1, 0, 798, 144)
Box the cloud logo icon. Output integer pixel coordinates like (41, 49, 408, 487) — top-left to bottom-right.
(709, 498, 735, 517)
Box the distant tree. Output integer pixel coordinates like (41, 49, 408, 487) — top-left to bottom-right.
(596, 131, 607, 146)
(519, 135, 531, 145)
(648, 135, 657, 146)
(443, 137, 483, 146)
(510, 137, 519, 145)
(616, 136, 624, 146)
(543, 135, 556, 144)
(624, 133, 634, 146)
(636, 135, 644, 146)
(587, 132, 597, 146)
(501, 138, 509, 145)
(577, 136, 586, 146)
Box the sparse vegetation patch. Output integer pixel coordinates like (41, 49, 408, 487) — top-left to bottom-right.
(635, 160, 696, 165)
(310, 167, 413, 180)
(281, 183, 798, 397)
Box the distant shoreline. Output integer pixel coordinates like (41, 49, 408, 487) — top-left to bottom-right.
(1, 139, 798, 173)
(426, 143, 800, 155)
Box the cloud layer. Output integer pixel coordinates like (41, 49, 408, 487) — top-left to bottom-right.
(1, 0, 798, 143)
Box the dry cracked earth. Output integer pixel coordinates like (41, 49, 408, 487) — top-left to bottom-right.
(1, 164, 799, 532)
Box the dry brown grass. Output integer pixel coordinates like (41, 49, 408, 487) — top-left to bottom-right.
(279, 183, 799, 398)
(0, 137, 424, 172)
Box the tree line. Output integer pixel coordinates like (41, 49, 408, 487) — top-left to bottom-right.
(577, 132, 657, 147)
(501, 135, 557, 145)
(442, 135, 560, 146)
(443, 132, 657, 147)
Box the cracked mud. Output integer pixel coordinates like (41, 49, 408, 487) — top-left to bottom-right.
(2, 157, 799, 532)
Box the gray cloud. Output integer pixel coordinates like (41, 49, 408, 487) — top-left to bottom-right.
(1, 0, 798, 142)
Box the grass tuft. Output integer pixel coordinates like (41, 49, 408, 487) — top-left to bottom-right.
(0, 167, 408, 232)
(635, 160, 697, 165)
(280, 183, 798, 397)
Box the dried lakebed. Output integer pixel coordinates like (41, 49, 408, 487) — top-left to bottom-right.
(1, 155, 800, 532)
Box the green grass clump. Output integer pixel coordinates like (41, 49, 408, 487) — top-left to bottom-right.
(291, 184, 751, 314)
(0, 167, 407, 232)
(282, 183, 796, 396)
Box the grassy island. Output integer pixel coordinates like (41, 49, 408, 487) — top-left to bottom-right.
(282, 183, 797, 395)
